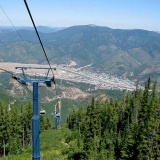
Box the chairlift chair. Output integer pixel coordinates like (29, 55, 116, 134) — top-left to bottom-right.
(40, 109, 46, 116)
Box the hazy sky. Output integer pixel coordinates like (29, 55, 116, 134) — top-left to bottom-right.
(0, 0, 160, 31)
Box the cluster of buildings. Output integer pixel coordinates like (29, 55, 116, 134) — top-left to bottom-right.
(55, 65, 138, 91)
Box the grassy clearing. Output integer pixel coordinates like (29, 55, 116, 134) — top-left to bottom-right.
(0, 125, 69, 160)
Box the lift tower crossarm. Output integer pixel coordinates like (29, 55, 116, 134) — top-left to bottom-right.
(15, 67, 56, 87)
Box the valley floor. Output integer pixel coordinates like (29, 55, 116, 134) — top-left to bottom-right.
(0, 62, 138, 91)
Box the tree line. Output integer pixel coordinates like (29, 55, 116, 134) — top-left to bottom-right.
(0, 101, 52, 157)
(67, 78, 160, 159)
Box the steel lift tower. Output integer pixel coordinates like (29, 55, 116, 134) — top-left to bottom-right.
(14, 66, 56, 160)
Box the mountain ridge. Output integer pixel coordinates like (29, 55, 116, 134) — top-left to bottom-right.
(1, 25, 160, 81)
(0, 25, 65, 33)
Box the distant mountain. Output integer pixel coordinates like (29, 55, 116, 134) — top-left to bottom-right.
(1, 25, 160, 81)
(155, 31, 160, 34)
(0, 26, 65, 33)
(19, 26, 66, 33)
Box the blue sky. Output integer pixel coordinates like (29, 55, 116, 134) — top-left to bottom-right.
(0, 0, 160, 31)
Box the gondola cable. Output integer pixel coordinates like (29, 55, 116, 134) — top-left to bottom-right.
(0, 67, 20, 81)
(1, 1, 57, 93)
(0, 67, 13, 75)
(24, 0, 57, 94)
(0, 5, 23, 40)
(0, 40, 6, 46)
(0, 4, 38, 62)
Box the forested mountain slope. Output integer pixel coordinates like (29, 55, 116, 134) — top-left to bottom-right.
(1, 25, 160, 80)
(67, 78, 160, 159)
(1, 78, 160, 159)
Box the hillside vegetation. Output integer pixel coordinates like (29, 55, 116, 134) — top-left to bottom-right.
(65, 78, 160, 159)
(0, 72, 123, 124)
(0, 78, 160, 159)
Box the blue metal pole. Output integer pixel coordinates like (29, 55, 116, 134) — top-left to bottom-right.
(55, 116, 57, 130)
(32, 82, 40, 160)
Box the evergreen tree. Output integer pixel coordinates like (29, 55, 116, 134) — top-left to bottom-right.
(40, 115, 52, 131)
(149, 80, 160, 159)
(137, 77, 152, 159)
(20, 102, 32, 147)
(0, 101, 10, 156)
(8, 107, 22, 154)
(66, 78, 160, 159)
